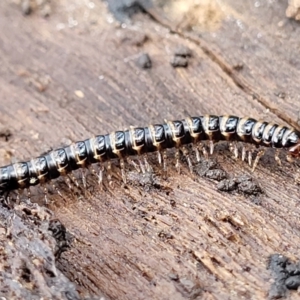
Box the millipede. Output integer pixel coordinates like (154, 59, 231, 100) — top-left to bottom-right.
(1, 115, 300, 200)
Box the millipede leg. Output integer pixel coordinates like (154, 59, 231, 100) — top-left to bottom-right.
(138, 158, 146, 174)
(175, 149, 181, 174)
(68, 173, 79, 187)
(41, 184, 48, 204)
(201, 144, 208, 160)
(248, 150, 253, 167)
(182, 146, 193, 173)
(98, 163, 104, 185)
(162, 151, 168, 174)
(247, 145, 256, 166)
(274, 149, 282, 166)
(26, 188, 31, 201)
(16, 189, 21, 204)
(5, 195, 11, 206)
(209, 140, 214, 155)
(53, 184, 63, 198)
(242, 146, 246, 162)
(287, 154, 294, 163)
(90, 165, 103, 190)
(65, 176, 73, 190)
(89, 165, 98, 179)
(193, 145, 201, 162)
(157, 151, 162, 165)
(81, 169, 87, 188)
(229, 142, 239, 159)
(252, 149, 265, 171)
(120, 158, 127, 184)
(107, 161, 114, 187)
(144, 155, 152, 172)
(127, 157, 141, 173)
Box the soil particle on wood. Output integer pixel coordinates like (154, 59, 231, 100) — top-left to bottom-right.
(217, 175, 262, 196)
(217, 178, 237, 192)
(106, 0, 154, 22)
(173, 45, 193, 58)
(20, 0, 52, 17)
(136, 52, 152, 69)
(195, 158, 262, 195)
(194, 158, 228, 181)
(0, 128, 12, 141)
(126, 171, 164, 191)
(157, 230, 173, 241)
(204, 168, 227, 181)
(21, 0, 31, 15)
(170, 56, 188, 68)
(235, 175, 262, 195)
(173, 277, 203, 299)
(274, 91, 287, 99)
(232, 62, 244, 71)
(48, 219, 72, 259)
(169, 199, 176, 207)
(268, 254, 300, 298)
(169, 44, 193, 68)
(249, 197, 262, 206)
(168, 273, 179, 281)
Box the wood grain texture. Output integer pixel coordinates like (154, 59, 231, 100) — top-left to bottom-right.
(1, 0, 300, 299)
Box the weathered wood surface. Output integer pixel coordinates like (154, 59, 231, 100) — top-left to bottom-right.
(1, 0, 300, 299)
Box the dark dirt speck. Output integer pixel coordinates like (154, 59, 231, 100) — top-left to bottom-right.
(170, 44, 193, 68)
(174, 45, 192, 57)
(170, 199, 176, 207)
(158, 230, 173, 241)
(127, 171, 164, 191)
(285, 275, 300, 290)
(20, 0, 51, 17)
(250, 197, 262, 205)
(48, 219, 72, 258)
(236, 175, 262, 195)
(217, 175, 262, 195)
(136, 53, 152, 69)
(268, 254, 300, 298)
(106, 0, 153, 22)
(169, 273, 179, 281)
(0, 128, 12, 141)
(217, 179, 237, 192)
(233, 63, 244, 71)
(170, 56, 188, 68)
(205, 169, 227, 181)
(194, 159, 227, 181)
(274, 91, 286, 99)
(174, 277, 203, 298)
(21, 0, 31, 15)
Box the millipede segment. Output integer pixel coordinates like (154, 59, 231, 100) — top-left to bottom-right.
(0, 115, 299, 195)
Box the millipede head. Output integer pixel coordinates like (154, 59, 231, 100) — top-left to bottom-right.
(288, 143, 300, 158)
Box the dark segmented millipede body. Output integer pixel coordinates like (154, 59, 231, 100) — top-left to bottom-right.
(1, 115, 300, 195)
